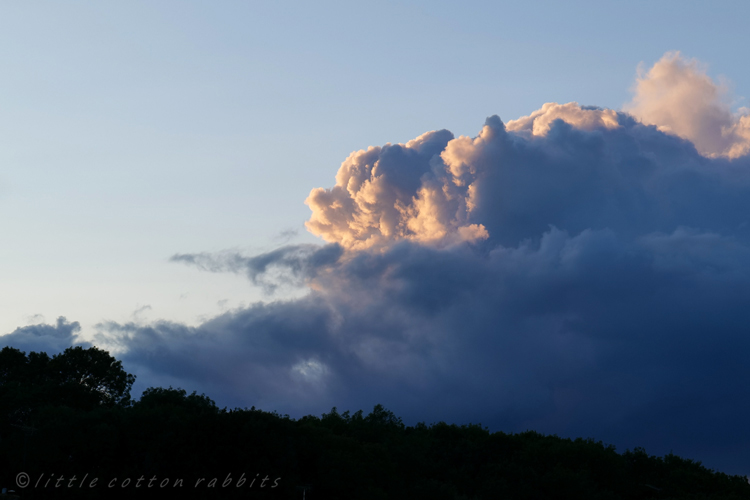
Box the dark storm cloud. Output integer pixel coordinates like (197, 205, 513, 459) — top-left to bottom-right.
(108, 218, 750, 473)
(126, 227, 750, 476)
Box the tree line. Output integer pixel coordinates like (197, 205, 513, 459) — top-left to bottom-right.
(1, 345, 749, 499)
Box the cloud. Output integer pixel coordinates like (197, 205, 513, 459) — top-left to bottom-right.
(108, 222, 750, 474)
(1, 317, 87, 354)
(624, 51, 750, 159)
(121, 64, 750, 471)
(506, 102, 621, 137)
(171, 243, 343, 293)
(6, 52, 750, 474)
(304, 129, 489, 250)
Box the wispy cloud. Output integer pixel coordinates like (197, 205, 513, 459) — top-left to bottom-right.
(170, 244, 343, 293)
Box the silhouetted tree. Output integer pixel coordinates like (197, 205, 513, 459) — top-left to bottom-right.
(49, 346, 136, 409)
(3, 346, 750, 500)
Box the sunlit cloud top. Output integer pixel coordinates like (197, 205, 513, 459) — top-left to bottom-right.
(305, 52, 749, 251)
(625, 51, 750, 159)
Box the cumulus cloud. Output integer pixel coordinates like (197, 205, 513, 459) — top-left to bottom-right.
(506, 102, 621, 137)
(8, 52, 750, 474)
(151, 64, 750, 471)
(305, 53, 750, 251)
(625, 51, 750, 158)
(304, 129, 489, 250)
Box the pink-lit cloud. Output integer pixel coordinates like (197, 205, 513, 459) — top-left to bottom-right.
(305, 129, 489, 250)
(625, 51, 750, 158)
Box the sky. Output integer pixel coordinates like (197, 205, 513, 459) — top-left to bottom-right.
(2, 0, 750, 476)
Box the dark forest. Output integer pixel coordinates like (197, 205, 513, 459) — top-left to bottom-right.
(2, 346, 748, 499)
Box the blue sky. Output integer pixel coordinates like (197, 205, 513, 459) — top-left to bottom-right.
(3, 0, 750, 476)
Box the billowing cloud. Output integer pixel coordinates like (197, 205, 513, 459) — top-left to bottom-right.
(304, 129, 489, 250)
(7, 53, 750, 475)
(305, 53, 750, 251)
(146, 65, 750, 471)
(506, 101, 621, 137)
(625, 51, 750, 159)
